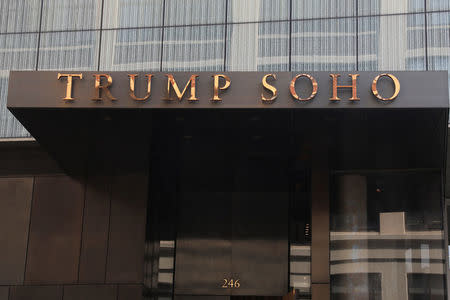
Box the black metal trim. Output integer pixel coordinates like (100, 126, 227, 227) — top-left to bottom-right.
(223, 0, 228, 71)
(34, 0, 44, 71)
(97, 0, 105, 71)
(160, 0, 166, 72)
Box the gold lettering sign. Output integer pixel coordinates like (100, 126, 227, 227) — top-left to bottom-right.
(53, 72, 405, 105)
(371, 73, 400, 101)
(57, 73, 82, 100)
(222, 279, 240, 288)
(165, 74, 199, 101)
(290, 74, 318, 101)
(211, 74, 231, 101)
(128, 74, 153, 101)
(92, 74, 117, 101)
(261, 74, 277, 102)
(330, 74, 359, 101)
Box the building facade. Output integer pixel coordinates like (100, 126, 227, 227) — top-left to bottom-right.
(1, 1, 450, 300)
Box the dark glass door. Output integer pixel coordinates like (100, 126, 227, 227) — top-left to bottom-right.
(174, 112, 290, 297)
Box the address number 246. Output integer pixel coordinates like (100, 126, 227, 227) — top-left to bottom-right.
(222, 278, 240, 288)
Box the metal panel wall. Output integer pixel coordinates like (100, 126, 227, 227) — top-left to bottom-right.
(0, 177, 33, 285)
(63, 285, 117, 300)
(0, 129, 149, 299)
(24, 176, 85, 284)
(9, 286, 63, 300)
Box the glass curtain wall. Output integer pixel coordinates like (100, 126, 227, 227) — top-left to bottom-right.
(330, 111, 447, 300)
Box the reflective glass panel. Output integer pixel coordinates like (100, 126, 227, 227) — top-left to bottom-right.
(427, 12, 450, 101)
(291, 18, 357, 71)
(162, 25, 225, 71)
(226, 22, 289, 71)
(358, 0, 424, 16)
(408, 274, 446, 299)
(0, 33, 37, 138)
(0, 0, 41, 33)
(358, 14, 426, 70)
(330, 111, 447, 300)
(100, 28, 161, 71)
(38, 31, 100, 70)
(292, 0, 356, 19)
(331, 173, 446, 300)
(164, 0, 226, 26)
(228, 0, 290, 23)
(41, 0, 102, 31)
(103, 0, 164, 29)
(427, 0, 450, 11)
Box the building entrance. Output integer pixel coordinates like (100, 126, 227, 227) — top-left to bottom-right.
(144, 109, 448, 300)
(146, 111, 310, 299)
(3, 71, 449, 300)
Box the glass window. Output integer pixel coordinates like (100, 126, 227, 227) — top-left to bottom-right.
(427, 12, 450, 102)
(226, 21, 289, 71)
(38, 31, 100, 70)
(164, 0, 226, 26)
(331, 273, 382, 299)
(427, 0, 449, 11)
(102, 0, 163, 29)
(228, 0, 290, 23)
(41, 0, 102, 31)
(408, 274, 446, 299)
(292, 0, 356, 19)
(100, 28, 161, 71)
(330, 110, 447, 300)
(358, 0, 424, 16)
(0, 33, 37, 138)
(331, 172, 446, 300)
(332, 173, 442, 232)
(162, 25, 225, 71)
(144, 125, 178, 299)
(0, 0, 41, 33)
(291, 18, 357, 71)
(448, 205, 450, 241)
(290, 149, 312, 299)
(358, 14, 426, 70)
(0, 34, 38, 71)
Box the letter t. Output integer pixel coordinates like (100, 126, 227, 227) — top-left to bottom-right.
(57, 73, 83, 100)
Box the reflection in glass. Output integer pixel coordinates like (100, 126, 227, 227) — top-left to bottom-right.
(41, 0, 102, 31)
(100, 28, 161, 71)
(102, 0, 163, 29)
(226, 22, 289, 71)
(0, 33, 37, 138)
(291, 18, 357, 71)
(408, 274, 446, 299)
(144, 125, 178, 299)
(0, 0, 41, 33)
(162, 25, 225, 71)
(331, 173, 446, 300)
(144, 240, 175, 300)
(358, 0, 424, 16)
(228, 0, 289, 23)
(290, 152, 312, 299)
(358, 14, 426, 70)
(292, 0, 355, 19)
(331, 273, 381, 299)
(427, 0, 450, 11)
(38, 31, 100, 70)
(165, 0, 225, 26)
(427, 12, 450, 100)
